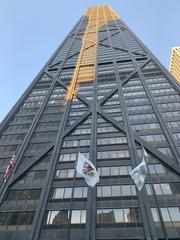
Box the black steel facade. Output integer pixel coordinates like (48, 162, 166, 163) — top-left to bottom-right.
(0, 5, 180, 240)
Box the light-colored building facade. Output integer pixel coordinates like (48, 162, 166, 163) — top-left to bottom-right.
(169, 47, 180, 82)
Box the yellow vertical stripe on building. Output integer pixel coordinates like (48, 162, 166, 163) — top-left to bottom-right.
(169, 47, 180, 82)
(65, 6, 120, 101)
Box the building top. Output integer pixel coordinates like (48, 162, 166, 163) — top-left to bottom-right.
(84, 5, 120, 19)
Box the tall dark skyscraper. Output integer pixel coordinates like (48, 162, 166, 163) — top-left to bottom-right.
(0, 5, 180, 240)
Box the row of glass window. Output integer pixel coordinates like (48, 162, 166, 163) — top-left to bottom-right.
(128, 113, 156, 121)
(97, 136, 127, 145)
(132, 122, 160, 131)
(97, 208, 142, 227)
(5, 189, 41, 202)
(0, 145, 17, 154)
(159, 102, 179, 110)
(47, 99, 65, 106)
(26, 143, 48, 153)
(173, 133, 180, 141)
(97, 150, 130, 160)
(44, 208, 142, 229)
(152, 207, 180, 227)
(155, 95, 179, 102)
(167, 121, 180, 129)
(6, 182, 175, 205)
(124, 91, 146, 97)
(0, 212, 34, 230)
(1, 207, 179, 231)
(36, 121, 60, 129)
(14, 171, 47, 186)
(97, 185, 136, 198)
(140, 134, 166, 143)
(63, 139, 90, 148)
(31, 131, 57, 141)
(0, 133, 24, 143)
(44, 210, 86, 228)
(59, 153, 89, 162)
(30, 89, 48, 96)
(22, 101, 43, 108)
(12, 115, 35, 123)
(162, 111, 180, 118)
(54, 164, 166, 182)
(50, 187, 88, 200)
(5, 124, 30, 132)
(127, 104, 152, 112)
(17, 108, 38, 116)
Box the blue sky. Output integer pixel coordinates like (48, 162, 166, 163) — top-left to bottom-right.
(0, 0, 179, 122)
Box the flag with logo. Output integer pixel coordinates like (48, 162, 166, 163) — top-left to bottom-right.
(3, 155, 15, 183)
(76, 152, 99, 187)
(130, 147, 148, 191)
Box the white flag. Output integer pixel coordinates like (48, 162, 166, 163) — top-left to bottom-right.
(130, 149, 148, 191)
(76, 152, 99, 187)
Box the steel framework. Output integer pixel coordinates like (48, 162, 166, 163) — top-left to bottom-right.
(0, 5, 180, 240)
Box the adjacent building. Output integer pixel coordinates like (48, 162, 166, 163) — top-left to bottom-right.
(0, 5, 180, 240)
(169, 47, 180, 82)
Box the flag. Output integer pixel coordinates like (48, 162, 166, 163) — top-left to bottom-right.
(3, 155, 15, 183)
(130, 148, 148, 191)
(76, 152, 99, 187)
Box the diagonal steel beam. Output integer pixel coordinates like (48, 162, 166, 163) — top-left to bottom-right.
(98, 109, 180, 175)
(56, 79, 91, 107)
(99, 31, 119, 43)
(0, 143, 54, 199)
(63, 43, 96, 64)
(99, 42, 148, 58)
(48, 60, 62, 69)
(99, 87, 118, 106)
(63, 110, 91, 138)
(122, 58, 151, 86)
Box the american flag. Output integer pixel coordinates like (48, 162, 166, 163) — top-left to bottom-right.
(3, 155, 15, 182)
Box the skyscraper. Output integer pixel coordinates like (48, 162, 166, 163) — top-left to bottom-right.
(169, 47, 180, 82)
(0, 5, 180, 240)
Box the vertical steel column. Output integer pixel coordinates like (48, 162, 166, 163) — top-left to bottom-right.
(85, 6, 99, 240)
(103, 6, 157, 240)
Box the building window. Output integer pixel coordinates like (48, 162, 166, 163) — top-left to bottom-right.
(5, 189, 41, 203)
(97, 150, 129, 160)
(0, 212, 34, 231)
(97, 185, 136, 199)
(44, 210, 69, 229)
(50, 187, 87, 200)
(71, 210, 86, 227)
(98, 165, 132, 178)
(146, 183, 172, 195)
(151, 207, 180, 227)
(44, 210, 86, 229)
(97, 208, 142, 228)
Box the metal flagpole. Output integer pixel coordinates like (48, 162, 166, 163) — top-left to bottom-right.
(66, 140, 80, 240)
(142, 145, 169, 240)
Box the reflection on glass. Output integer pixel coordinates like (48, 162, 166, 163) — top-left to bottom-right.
(114, 209, 124, 223)
(74, 187, 83, 198)
(102, 186, 111, 197)
(71, 210, 81, 224)
(112, 186, 120, 196)
(46, 211, 69, 225)
(53, 188, 64, 199)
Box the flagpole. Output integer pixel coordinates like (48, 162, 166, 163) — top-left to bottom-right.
(142, 145, 168, 240)
(66, 140, 80, 240)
